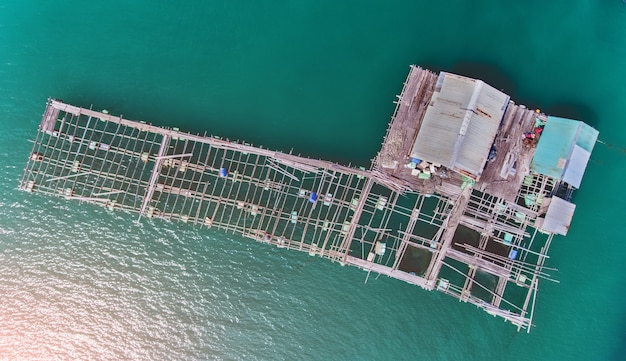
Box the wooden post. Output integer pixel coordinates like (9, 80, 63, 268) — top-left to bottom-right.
(138, 134, 170, 220)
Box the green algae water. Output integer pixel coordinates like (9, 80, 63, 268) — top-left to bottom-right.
(2, 1, 626, 359)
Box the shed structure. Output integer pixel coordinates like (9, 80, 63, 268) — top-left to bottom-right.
(539, 196, 577, 235)
(530, 116, 599, 188)
(410, 72, 510, 180)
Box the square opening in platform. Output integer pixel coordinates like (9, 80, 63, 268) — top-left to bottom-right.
(452, 225, 480, 254)
(398, 246, 432, 277)
(470, 270, 498, 303)
(485, 237, 509, 260)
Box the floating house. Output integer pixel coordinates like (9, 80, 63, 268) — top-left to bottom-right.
(19, 66, 598, 332)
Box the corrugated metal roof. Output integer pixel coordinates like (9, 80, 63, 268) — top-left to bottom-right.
(410, 73, 509, 179)
(562, 145, 591, 188)
(576, 122, 599, 152)
(530, 116, 599, 188)
(541, 197, 576, 236)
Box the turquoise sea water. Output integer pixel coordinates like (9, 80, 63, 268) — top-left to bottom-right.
(1, 1, 626, 359)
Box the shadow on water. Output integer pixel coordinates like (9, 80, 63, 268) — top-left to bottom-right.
(542, 101, 600, 129)
(415, 60, 518, 99)
(448, 61, 518, 97)
(419, 60, 516, 91)
(419, 60, 601, 130)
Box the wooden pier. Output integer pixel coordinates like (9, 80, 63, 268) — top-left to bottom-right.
(19, 66, 598, 332)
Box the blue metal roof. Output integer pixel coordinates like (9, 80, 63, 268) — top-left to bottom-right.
(530, 116, 598, 188)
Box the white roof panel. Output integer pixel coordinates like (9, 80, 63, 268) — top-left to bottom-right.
(562, 145, 592, 189)
(542, 197, 576, 236)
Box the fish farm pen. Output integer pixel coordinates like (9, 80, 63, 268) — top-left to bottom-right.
(19, 66, 598, 332)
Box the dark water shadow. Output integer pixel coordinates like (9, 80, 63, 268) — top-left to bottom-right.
(419, 59, 600, 130)
(420, 60, 519, 97)
(449, 61, 518, 97)
(542, 101, 600, 129)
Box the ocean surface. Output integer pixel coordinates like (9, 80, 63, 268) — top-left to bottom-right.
(1, 1, 626, 360)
